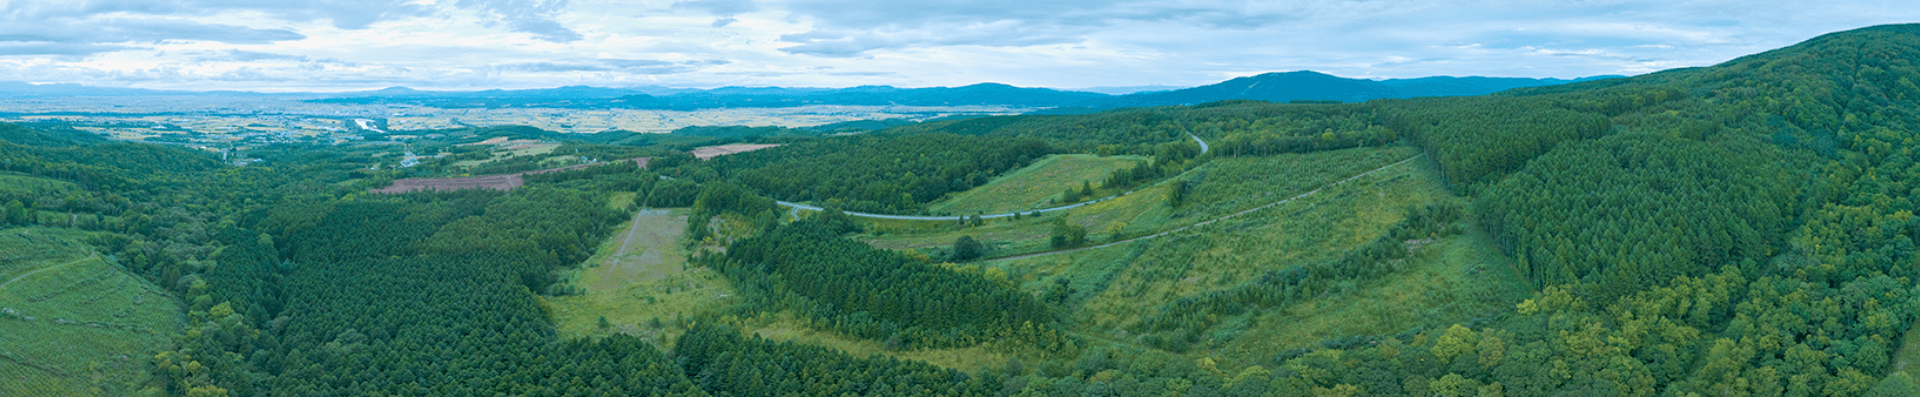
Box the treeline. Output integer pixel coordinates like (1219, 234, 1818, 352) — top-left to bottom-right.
(682, 132, 1055, 214)
(709, 215, 1073, 353)
(1378, 95, 1614, 191)
(675, 323, 995, 396)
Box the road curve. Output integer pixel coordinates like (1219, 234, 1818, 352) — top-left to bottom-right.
(986, 154, 1421, 262)
(778, 133, 1213, 221)
(1187, 131, 1209, 154)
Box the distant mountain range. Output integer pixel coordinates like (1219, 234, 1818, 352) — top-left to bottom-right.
(1073, 71, 1622, 108)
(0, 71, 1621, 110)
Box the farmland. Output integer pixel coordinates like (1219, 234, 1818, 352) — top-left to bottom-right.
(690, 143, 783, 160)
(0, 227, 183, 397)
(370, 157, 649, 194)
(927, 154, 1149, 216)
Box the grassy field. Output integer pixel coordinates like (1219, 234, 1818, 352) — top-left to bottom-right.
(0, 174, 78, 197)
(546, 208, 739, 344)
(860, 146, 1421, 261)
(1199, 226, 1528, 368)
(548, 200, 1017, 372)
(451, 144, 562, 168)
(0, 227, 183, 397)
(960, 152, 1528, 372)
(928, 154, 1150, 216)
(1894, 319, 1920, 379)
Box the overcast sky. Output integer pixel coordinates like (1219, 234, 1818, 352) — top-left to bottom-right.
(1, 0, 1915, 92)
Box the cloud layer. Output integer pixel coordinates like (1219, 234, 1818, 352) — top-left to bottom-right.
(0, 0, 1915, 91)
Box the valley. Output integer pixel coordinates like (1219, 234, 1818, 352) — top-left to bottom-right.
(5, 22, 1920, 397)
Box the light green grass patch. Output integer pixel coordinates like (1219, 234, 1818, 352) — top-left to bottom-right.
(1200, 226, 1529, 369)
(860, 147, 1419, 261)
(547, 208, 737, 343)
(749, 317, 1013, 373)
(0, 227, 183, 397)
(1075, 158, 1445, 333)
(930, 154, 1148, 216)
(1895, 317, 1920, 376)
(0, 174, 79, 197)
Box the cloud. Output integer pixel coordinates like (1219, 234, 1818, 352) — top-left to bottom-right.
(0, 15, 306, 56)
(5, 0, 1920, 92)
(672, 0, 760, 16)
(0, 42, 136, 56)
(455, 0, 584, 42)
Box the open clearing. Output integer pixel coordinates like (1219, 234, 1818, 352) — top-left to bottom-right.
(860, 146, 1419, 260)
(547, 207, 737, 344)
(963, 148, 1527, 371)
(691, 143, 782, 160)
(0, 227, 183, 397)
(928, 154, 1149, 216)
(548, 202, 1010, 372)
(371, 158, 648, 194)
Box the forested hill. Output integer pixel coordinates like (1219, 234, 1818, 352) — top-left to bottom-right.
(1068, 71, 1617, 108)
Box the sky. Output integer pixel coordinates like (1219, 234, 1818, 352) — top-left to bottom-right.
(0, 0, 1916, 92)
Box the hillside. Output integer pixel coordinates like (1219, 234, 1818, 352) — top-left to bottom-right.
(1071, 71, 1623, 108)
(10, 22, 1920, 397)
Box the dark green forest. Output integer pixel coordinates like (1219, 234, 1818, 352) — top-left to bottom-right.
(6, 22, 1920, 397)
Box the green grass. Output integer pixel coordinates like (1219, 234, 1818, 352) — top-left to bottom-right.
(0, 227, 184, 397)
(1029, 155, 1447, 331)
(963, 153, 1527, 372)
(1199, 226, 1528, 369)
(860, 146, 1421, 261)
(0, 174, 78, 197)
(546, 208, 735, 344)
(547, 205, 1016, 372)
(1895, 318, 1920, 376)
(928, 154, 1149, 216)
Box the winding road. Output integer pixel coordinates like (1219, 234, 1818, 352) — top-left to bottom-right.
(777, 131, 1214, 221)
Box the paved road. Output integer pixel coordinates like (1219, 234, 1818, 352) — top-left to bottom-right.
(777, 132, 1212, 221)
(0, 252, 98, 291)
(1186, 131, 1209, 154)
(987, 154, 1422, 262)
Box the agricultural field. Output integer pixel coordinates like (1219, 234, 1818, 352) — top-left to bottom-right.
(0, 227, 183, 397)
(928, 154, 1149, 216)
(450, 143, 561, 168)
(690, 143, 782, 160)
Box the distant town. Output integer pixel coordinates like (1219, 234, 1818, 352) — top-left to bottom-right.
(0, 94, 1030, 148)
